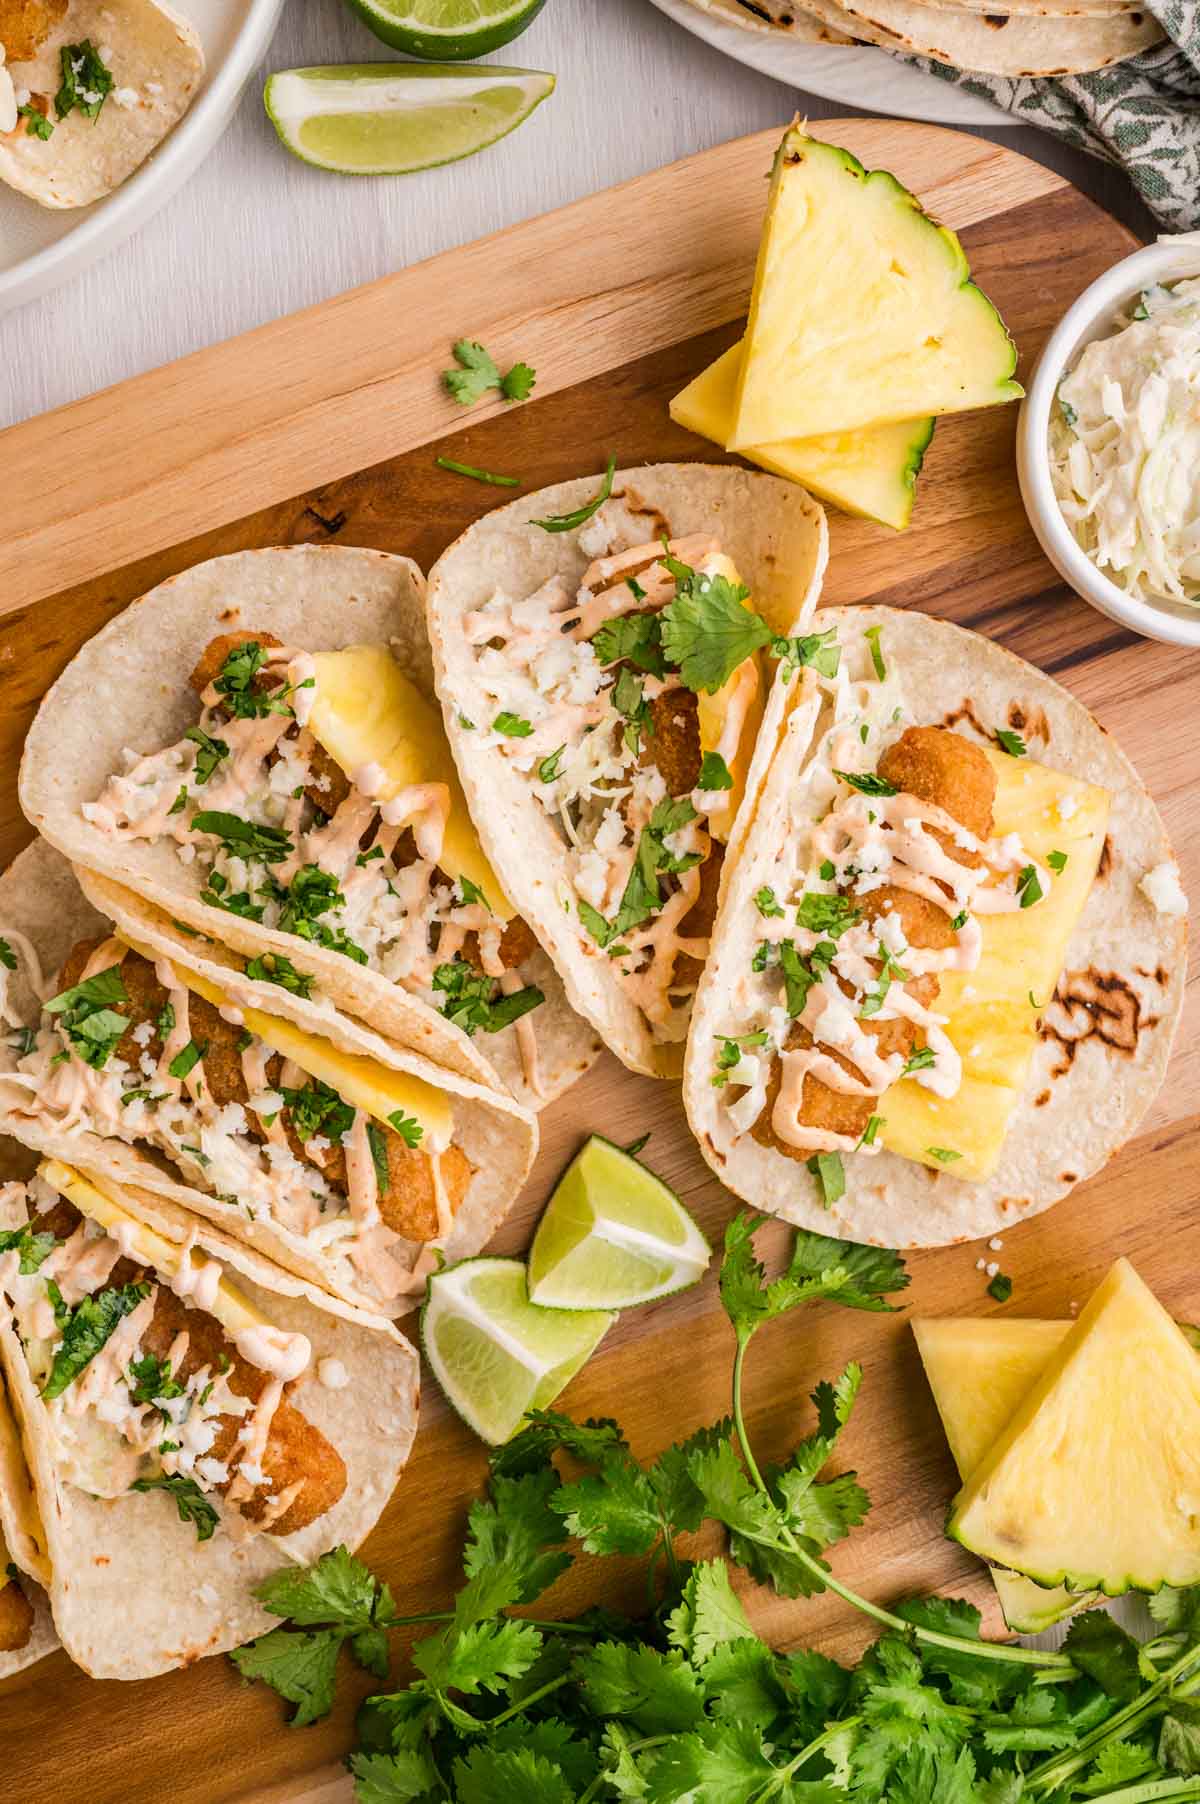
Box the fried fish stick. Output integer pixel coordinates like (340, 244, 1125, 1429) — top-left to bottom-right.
(0, 0, 66, 62)
(752, 728, 996, 1157)
(640, 687, 701, 796)
(0, 1563, 33, 1653)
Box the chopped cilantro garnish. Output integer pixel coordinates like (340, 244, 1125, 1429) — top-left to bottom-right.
(245, 953, 315, 999)
(754, 886, 784, 919)
(859, 1115, 883, 1148)
(44, 965, 128, 1069)
(995, 728, 1027, 758)
(697, 751, 733, 791)
(278, 1079, 354, 1146)
(168, 1039, 206, 1081)
(120, 1087, 167, 1109)
(926, 1146, 962, 1164)
(1016, 864, 1044, 909)
(951, 909, 968, 931)
(190, 810, 294, 864)
(42, 1282, 152, 1400)
(902, 1047, 936, 1076)
(169, 786, 189, 816)
(18, 102, 53, 139)
(356, 846, 384, 866)
(769, 626, 840, 681)
(988, 1271, 1013, 1302)
(537, 746, 566, 783)
(493, 712, 532, 738)
(0, 1225, 56, 1275)
(55, 40, 113, 121)
(795, 893, 859, 936)
(0, 938, 14, 971)
(626, 576, 646, 602)
(432, 958, 543, 1036)
(455, 875, 490, 912)
(833, 769, 897, 798)
(659, 562, 770, 694)
(711, 1030, 769, 1086)
(156, 1001, 176, 1037)
(184, 726, 230, 784)
(387, 1110, 423, 1149)
(130, 1473, 219, 1542)
(778, 937, 834, 1018)
(806, 1150, 846, 1208)
(532, 456, 616, 533)
(591, 610, 666, 676)
(863, 625, 886, 680)
(1047, 849, 1068, 873)
(435, 457, 521, 488)
(127, 1352, 185, 1407)
(612, 664, 649, 757)
(366, 1120, 390, 1191)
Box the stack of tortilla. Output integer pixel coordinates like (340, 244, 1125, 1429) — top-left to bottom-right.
(685, 0, 1163, 77)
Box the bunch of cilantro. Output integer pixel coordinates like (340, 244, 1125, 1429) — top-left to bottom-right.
(232, 1213, 1200, 1803)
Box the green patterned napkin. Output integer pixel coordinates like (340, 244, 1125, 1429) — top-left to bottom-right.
(910, 11, 1200, 229)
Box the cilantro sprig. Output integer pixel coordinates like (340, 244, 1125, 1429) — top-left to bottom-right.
(233, 1214, 1145, 1804)
(432, 957, 544, 1036)
(442, 340, 536, 408)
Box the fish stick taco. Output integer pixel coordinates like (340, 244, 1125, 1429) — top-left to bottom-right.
(0, 1341, 56, 1681)
(0, 0, 204, 209)
(20, 544, 600, 1111)
(425, 464, 829, 1077)
(0, 840, 537, 1316)
(0, 1147, 419, 1679)
(684, 606, 1187, 1246)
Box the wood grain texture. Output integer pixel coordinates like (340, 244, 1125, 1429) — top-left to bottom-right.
(2, 123, 1194, 1804)
(0, 118, 1061, 613)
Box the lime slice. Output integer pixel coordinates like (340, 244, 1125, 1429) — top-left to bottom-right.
(345, 0, 547, 59)
(264, 64, 555, 177)
(528, 1136, 711, 1311)
(421, 1257, 613, 1445)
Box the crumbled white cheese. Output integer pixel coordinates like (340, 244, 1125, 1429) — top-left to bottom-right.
(319, 1357, 350, 1390)
(986, 1261, 1000, 1278)
(577, 512, 614, 558)
(989, 1236, 1003, 1251)
(1140, 861, 1188, 917)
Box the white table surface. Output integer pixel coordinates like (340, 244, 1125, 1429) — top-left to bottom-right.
(0, 0, 1151, 432)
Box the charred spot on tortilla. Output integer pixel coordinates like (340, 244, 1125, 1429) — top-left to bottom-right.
(1035, 1088, 1051, 1107)
(1096, 835, 1113, 881)
(1039, 968, 1154, 1076)
(1007, 700, 1050, 745)
(613, 489, 673, 545)
(936, 698, 993, 743)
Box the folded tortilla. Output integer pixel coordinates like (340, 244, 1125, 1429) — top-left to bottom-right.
(20, 544, 600, 1111)
(0, 1141, 419, 1680)
(0, 839, 538, 1317)
(779, 0, 1161, 70)
(0, 0, 204, 209)
(684, 605, 1187, 1247)
(0, 1340, 56, 1681)
(426, 464, 828, 1078)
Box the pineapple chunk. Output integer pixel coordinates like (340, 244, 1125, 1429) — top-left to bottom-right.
(948, 1261, 1200, 1594)
(914, 1316, 1085, 1632)
(880, 747, 1109, 1180)
(670, 340, 933, 532)
(38, 1158, 268, 1343)
(117, 936, 454, 1152)
(729, 130, 1021, 446)
(308, 645, 513, 919)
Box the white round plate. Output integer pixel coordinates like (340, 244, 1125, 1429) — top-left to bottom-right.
(0, 0, 285, 314)
(649, 0, 1013, 128)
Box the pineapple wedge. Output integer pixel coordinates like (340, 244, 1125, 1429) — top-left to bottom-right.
(914, 1317, 1088, 1632)
(948, 1261, 1200, 1595)
(670, 340, 934, 532)
(38, 1159, 268, 1344)
(729, 130, 1022, 447)
(116, 935, 454, 1151)
(308, 645, 513, 919)
(878, 746, 1109, 1180)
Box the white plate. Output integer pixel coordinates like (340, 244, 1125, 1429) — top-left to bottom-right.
(0, 0, 285, 314)
(649, 0, 1014, 128)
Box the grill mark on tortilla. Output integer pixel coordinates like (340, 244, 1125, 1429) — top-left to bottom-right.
(936, 698, 992, 742)
(1006, 699, 1050, 743)
(1038, 967, 1156, 1077)
(613, 488, 673, 544)
(1096, 835, 1113, 880)
(1034, 1088, 1051, 1106)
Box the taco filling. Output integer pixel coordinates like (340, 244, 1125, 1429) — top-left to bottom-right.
(709, 623, 1111, 1190)
(457, 534, 792, 1044)
(78, 634, 551, 1094)
(0, 931, 471, 1304)
(0, 1159, 343, 1542)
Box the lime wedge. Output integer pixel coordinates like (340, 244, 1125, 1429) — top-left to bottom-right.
(528, 1136, 711, 1311)
(421, 1257, 613, 1445)
(346, 0, 547, 59)
(264, 64, 555, 177)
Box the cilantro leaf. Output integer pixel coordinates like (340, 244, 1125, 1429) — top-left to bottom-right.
(0, 938, 14, 970)
(412, 1615, 543, 1696)
(592, 611, 666, 677)
(769, 628, 841, 681)
(348, 1749, 440, 1804)
(833, 769, 898, 797)
(666, 1561, 754, 1665)
(55, 40, 112, 120)
(533, 457, 616, 533)
(127, 1352, 184, 1406)
(719, 1212, 908, 1347)
(754, 887, 783, 919)
(453, 1746, 575, 1804)
(500, 361, 536, 403)
(18, 103, 53, 139)
(433, 957, 544, 1035)
(255, 1544, 386, 1630)
(576, 1642, 705, 1735)
(43, 1281, 151, 1400)
(230, 1626, 344, 1726)
(659, 566, 770, 694)
(697, 751, 733, 791)
(277, 1078, 355, 1146)
(443, 339, 502, 407)
(0, 1225, 56, 1275)
(244, 952, 315, 999)
(44, 964, 128, 1070)
(806, 1150, 845, 1209)
(463, 1466, 571, 1605)
(995, 728, 1027, 758)
(129, 1473, 219, 1542)
(184, 725, 229, 784)
(1062, 1610, 1143, 1702)
(190, 810, 294, 864)
(864, 625, 887, 681)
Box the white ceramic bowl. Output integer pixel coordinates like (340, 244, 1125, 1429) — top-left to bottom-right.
(1016, 235, 1200, 648)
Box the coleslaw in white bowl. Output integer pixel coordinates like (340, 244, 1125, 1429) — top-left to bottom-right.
(1017, 234, 1200, 649)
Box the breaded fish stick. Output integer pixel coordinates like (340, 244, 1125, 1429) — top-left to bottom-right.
(0, 1559, 33, 1652)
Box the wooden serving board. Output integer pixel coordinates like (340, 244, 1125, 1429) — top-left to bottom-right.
(0, 120, 1194, 1804)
